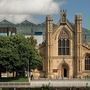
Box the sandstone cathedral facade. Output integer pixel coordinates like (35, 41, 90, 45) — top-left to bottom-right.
(40, 10, 90, 79)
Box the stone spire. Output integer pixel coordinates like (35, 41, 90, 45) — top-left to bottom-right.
(46, 15, 53, 78)
(60, 9, 67, 24)
(75, 14, 82, 77)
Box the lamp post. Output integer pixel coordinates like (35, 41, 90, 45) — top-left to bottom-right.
(28, 59, 30, 82)
(86, 82, 88, 90)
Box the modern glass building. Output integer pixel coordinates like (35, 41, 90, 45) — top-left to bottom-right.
(0, 19, 45, 45)
(0, 20, 16, 36)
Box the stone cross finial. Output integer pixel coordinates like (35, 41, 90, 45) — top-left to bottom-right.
(60, 9, 67, 24)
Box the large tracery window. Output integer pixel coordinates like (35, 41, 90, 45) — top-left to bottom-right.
(85, 54, 90, 70)
(58, 30, 70, 55)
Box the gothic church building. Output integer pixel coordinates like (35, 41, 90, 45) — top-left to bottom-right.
(40, 10, 90, 79)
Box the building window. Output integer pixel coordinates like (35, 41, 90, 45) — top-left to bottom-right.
(85, 55, 90, 70)
(58, 30, 70, 55)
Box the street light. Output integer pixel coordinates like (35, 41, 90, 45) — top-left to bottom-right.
(28, 59, 30, 82)
(86, 82, 88, 90)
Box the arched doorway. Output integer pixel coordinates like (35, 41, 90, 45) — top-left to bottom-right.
(63, 68, 68, 77)
(61, 64, 69, 78)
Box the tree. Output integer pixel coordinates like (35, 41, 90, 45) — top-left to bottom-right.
(0, 35, 42, 77)
(27, 36, 37, 47)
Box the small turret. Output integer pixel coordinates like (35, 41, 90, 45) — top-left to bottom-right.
(75, 14, 82, 76)
(46, 15, 53, 78)
(46, 15, 53, 32)
(75, 15, 82, 32)
(46, 15, 53, 44)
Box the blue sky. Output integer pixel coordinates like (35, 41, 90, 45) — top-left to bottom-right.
(61, 0, 90, 29)
(51, 0, 90, 29)
(32, 0, 90, 29)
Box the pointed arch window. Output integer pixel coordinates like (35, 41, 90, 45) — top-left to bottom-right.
(58, 30, 70, 55)
(85, 54, 90, 70)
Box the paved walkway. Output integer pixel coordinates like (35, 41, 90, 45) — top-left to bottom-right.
(0, 79, 90, 88)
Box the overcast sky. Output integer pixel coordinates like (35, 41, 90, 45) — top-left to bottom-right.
(0, 0, 65, 23)
(0, 0, 89, 29)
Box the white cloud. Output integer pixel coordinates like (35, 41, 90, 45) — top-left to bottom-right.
(0, 0, 65, 23)
(0, 14, 39, 24)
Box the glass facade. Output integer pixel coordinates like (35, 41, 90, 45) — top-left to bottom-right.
(0, 20, 45, 36)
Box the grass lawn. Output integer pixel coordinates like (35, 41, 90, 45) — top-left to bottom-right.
(0, 77, 28, 82)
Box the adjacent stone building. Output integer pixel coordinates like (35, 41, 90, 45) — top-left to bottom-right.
(40, 10, 90, 79)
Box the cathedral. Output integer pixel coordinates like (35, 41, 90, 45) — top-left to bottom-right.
(40, 10, 90, 79)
